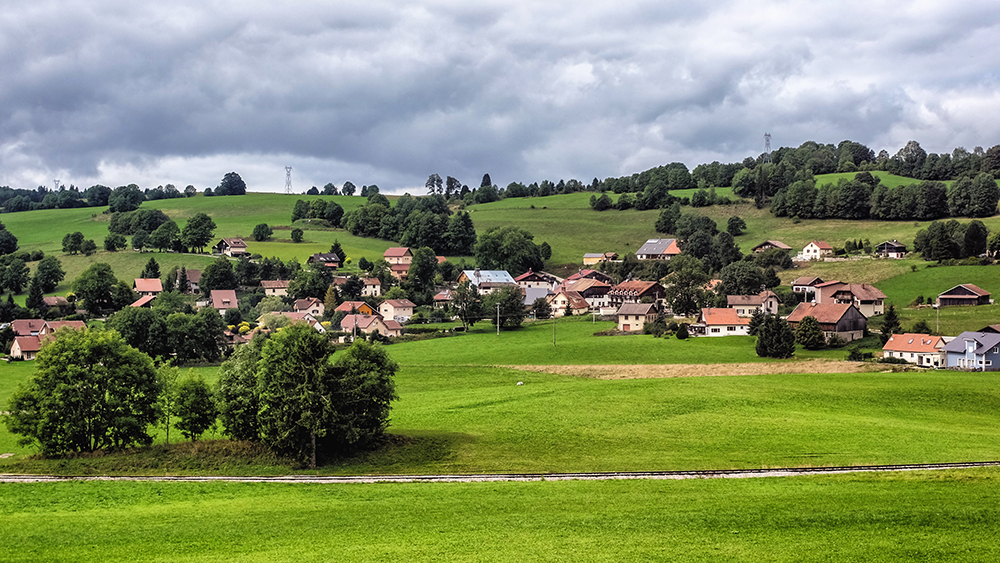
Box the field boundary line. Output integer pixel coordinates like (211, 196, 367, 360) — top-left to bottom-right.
(2, 461, 998, 484)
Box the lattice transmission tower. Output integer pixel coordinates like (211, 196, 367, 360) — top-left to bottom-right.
(763, 133, 772, 163)
(285, 167, 293, 194)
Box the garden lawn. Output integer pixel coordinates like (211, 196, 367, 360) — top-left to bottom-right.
(2, 470, 1000, 562)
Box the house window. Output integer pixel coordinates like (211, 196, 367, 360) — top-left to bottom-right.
(711, 328, 720, 333)
(727, 326, 735, 331)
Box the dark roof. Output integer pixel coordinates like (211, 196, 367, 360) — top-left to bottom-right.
(941, 332, 1000, 355)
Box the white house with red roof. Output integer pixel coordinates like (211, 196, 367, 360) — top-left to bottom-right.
(882, 333, 947, 367)
(133, 278, 163, 297)
(697, 308, 750, 336)
(802, 241, 834, 260)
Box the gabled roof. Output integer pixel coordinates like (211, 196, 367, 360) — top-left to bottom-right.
(814, 280, 842, 288)
(700, 308, 750, 326)
(834, 283, 886, 301)
(786, 302, 855, 324)
(383, 247, 412, 258)
(260, 279, 290, 289)
(609, 280, 662, 295)
(727, 291, 778, 306)
(362, 277, 381, 286)
(882, 333, 944, 353)
(294, 297, 322, 311)
(564, 278, 610, 292)
(340, 314, 383, 331)
(382, 299, 415, 309)
(133, 278, 163, 293)
(791, 276, 823, 286)
(13, 335, 41, 353)
(808, 241, 833, 250)
(941, 332, 1000, 355)
(636, 238, 680, 256)
(335, 301, 374, 314)
(217, 238, 248, 249)
(939, 284, 990, 297)
(617, 303, 657, 316)
(876, 240, 906, 250)
(552, 289, 588, 310)
(564, 269, 609, 283)
(514, 268, 556, 283)
(384, 319, 403, 331)
(11, 319, 46, 336)
(186, 269, 202, 283)
(752, 240, 792, 251)
(434, 289, 454, 302)
(210, 289, 239, 310)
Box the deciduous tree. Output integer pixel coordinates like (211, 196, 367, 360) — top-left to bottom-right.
(6, 328, 159, 454)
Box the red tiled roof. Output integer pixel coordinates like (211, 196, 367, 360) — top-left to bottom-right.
(383, 247, 411, 257)
(13, 335, 41, 353)
(11, 319, 46, 336)
(260, 280, 290, 289)
(134, 278, 163, 293)
(786, 302, 854, 324)
(810, 241, 833, 250)
(701, 308, 750, 326)
(382, 299, 415, 308)
(882, 333, 944, 353)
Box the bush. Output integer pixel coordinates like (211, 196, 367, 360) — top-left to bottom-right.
(291, 228, 303, 243)
(676, 324, 689, 339)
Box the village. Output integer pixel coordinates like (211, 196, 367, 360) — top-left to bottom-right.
(8, 233, 996, 370)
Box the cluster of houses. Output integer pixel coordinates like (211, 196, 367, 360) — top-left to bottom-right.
(9, 231, 997, 369)
(7, 319, 87, 360)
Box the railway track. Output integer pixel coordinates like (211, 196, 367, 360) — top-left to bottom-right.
(2, 461, 998, 484)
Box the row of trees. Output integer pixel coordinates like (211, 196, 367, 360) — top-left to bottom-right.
(771, 172, 999, 221)
(342, 193, 477, 256)
(912, 219, 1000, 261)
(106, 212, 217, 254)
(6, 325, 398, 469)
(1, 172, 247, 214)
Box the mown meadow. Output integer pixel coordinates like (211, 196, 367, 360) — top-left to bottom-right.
(4, 182, 1000, 560)
(2, 470, 1000, 562)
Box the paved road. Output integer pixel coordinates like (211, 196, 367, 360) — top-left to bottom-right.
(2, 461, 998, 484)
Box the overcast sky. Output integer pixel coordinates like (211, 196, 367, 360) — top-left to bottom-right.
(1, 0, 998, 194)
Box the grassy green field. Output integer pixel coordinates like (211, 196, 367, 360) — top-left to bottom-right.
(2, 470, 1000, 562)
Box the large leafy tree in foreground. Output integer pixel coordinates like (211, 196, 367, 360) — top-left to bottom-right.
(6, 329, 160, 455)
(239, 326, 397, 468)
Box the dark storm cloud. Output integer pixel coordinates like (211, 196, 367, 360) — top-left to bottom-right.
(0, 0, 998, 192)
